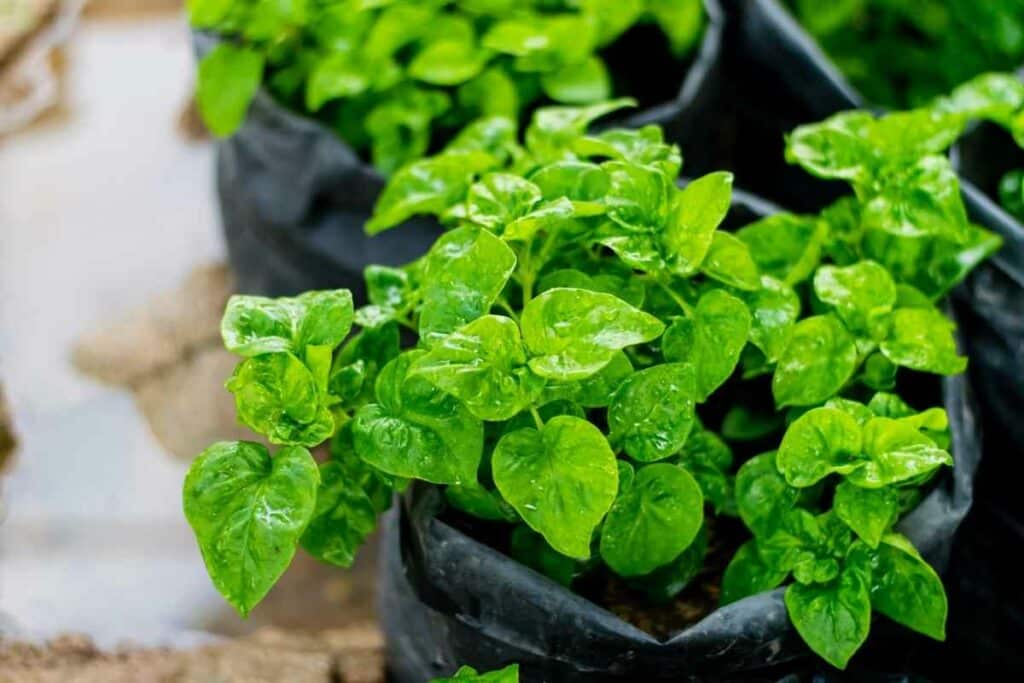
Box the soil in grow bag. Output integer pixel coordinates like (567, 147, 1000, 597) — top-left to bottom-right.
(194, 1, 727, 299)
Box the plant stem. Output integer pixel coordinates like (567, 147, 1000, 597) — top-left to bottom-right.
(529, 406, 545, 430)
(657, 278, 694, 316)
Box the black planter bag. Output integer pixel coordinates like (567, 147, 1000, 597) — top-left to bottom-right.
(197, 0, 726, 300)
(670, 2, 1024, 676)
(377, 187, 983, 683)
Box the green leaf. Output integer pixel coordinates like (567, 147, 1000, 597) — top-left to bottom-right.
(409, 40, 487, 86)
(846, 417, 952, 488)
(737, 213, 825, 285)
(465, 173, 542, 232)
(540, 349, 634, 408)
(368, 153, 494, 234)
(739, 276, 801, 363)
(861, 156, 970, 243)
(197, 45, 264, 137)
(869, 534, 947, 641)
(306, 52, 368, 111)
(300, 461, 378, 568)
(540, 56, 611, 104)
(420, 227, 517, 344)
(413, 315, 540, 421)
(879, 308, 967, 375)
(574, 125, 681, 178)
(649, 0, 705, 55)
(777, 407, 864, 487)
(772, 315, 858, 408)
(664, 172, 734, 276)
(785, 111, 875, 184)
(492, 415, 618, 559)
(430, 663, 519, 682)
(521, 287, 664, 381)
(509, 525, 581, 587)
(833, 480, 898, 548)
(626, 523, 708, 602)
(734, 451, 801, 538)
(721, 540, 789, 605)
(446, 484, 517, 522)
(183, 442, 319, 616)
(608, 363, 697, 462)
(458, 67, 520, 120)
(677, 429, 735, 515)
(813, 261, 897, 335)
(700, 232, 760, 291)
(352, 352, 483, 485)
(221, 290, 355, 357)
(662, 289, 751, 400)
(785, 547, 872, 670)
(226, 353, 334, 447)
(600, 463, 704, 576)
(525, 99, 636, 162)
(603, 161, 672, 232)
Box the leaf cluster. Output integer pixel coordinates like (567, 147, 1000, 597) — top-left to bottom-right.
(786, 0, 1024, 108)
(183, 99, 996, 669)
(190, 0, 704, 173)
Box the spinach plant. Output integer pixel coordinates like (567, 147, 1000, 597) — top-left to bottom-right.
(930, 72, 1024, 221)
(183, 100, 996, 669)
(189, 0, 704, 173)
(432, 664, 519, 682)
(786, 0, 1024, 108)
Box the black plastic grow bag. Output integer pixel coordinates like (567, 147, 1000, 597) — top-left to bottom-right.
(376, 186, 983, 683)
(196, 0, 727, 299)
(635, 2, 1024, 676)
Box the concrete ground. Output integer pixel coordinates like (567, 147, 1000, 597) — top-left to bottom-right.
(0, 14, 374, 651)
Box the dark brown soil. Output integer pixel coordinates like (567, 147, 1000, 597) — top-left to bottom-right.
(583, 516, 744, 640)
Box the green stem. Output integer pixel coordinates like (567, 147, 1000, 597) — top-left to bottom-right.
(657, 278, 694, 316)
(529, 406, 545, 431)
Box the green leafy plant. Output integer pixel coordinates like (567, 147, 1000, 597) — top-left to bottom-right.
(183, 100, 997, 668)
(785, 0, 1024, 108)
(189, 0, 705, 173)
(929, 72, 1024, 222)
(431, 664, 519, 683)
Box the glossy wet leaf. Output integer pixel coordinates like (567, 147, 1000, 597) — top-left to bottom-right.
(700, 232, 761, 291)
(540, 56, 611, 104)
(772, 315, 858, 408)
(833, 480, 897, 548)
(492, 415, 618, 559)
(600, 463, 704, 576)
(785, 111, 875, 184)
(846, 417, 952, 488)
(861, 156, 970, 243)
(785, 546, 872, 670)
(739, 276, 801, 362)
(351, 352, 483, 485)
(541, 350, 634, 408)
(879, 307, 967, 375)
(662, 171, 734, 275)
(626, 523, 708, 602)
(226, 352, 334, 447)
(813, 261, 897, 335)
(525, 98, 635, 162)
(368, 153, 494, 234)
(521, 288, 664, 381)
(300, 460, 378, 568)
(662, 289, 751, 400)
(734, 452, 801, 538)
(720, 540, 789, 605)
(869, 534, 947, 641)
(413, 315, 539, 421)
(420, 227, 517, 344)
(777, 407, 864, 487)
(738, 213, 825, 285)
(222, 290, 354, 357)
(183, 442, 319, 616)
(608, 363, 697, 463)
